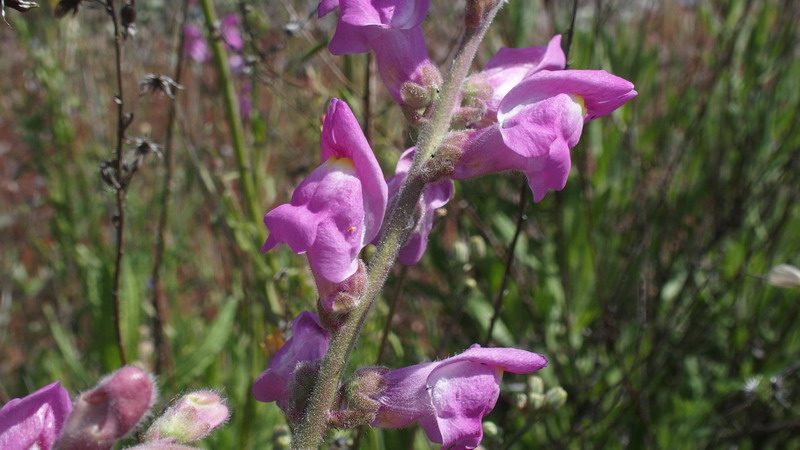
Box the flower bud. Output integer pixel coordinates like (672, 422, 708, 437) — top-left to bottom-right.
(527, 375, 544, 396)
(529, 393, 545, 411)
(453, 240, 470, 264)
(482, 420, 500, 438)
(421, 131, 469, 183)
(330, 367, 389, 429)
(462, 74, 494, 107)
(469, 235, 487, 260)
(272, 424, 292, 449)
(513, 392, 528, 410)
(544, 387, 567, 410)
(766, 264, 800, 289)
(465, 0, 503, 29)
(452, 103, 488, 129)
(144, 391, 229, 444)
(285, 360, 322, 425)
(126, 443, 197, 449)
(57, 366, 157, 450)
(400, 81, 434, 110)
(317, 260, 367, 329)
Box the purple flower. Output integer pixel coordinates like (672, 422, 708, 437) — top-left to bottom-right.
(454, 70, 637, 202)
(472, 35, 566, 124)
(57, 366, 157, 450)
(0, 381, 72, 450)
(262, 98, 388, 285)
(327, 0, 437, 103)
(253, 311, 331, 411)
(183, 25, 210, 63)
(317, 0, 339, 17)
(380, 148, 453, 265)
(221, 14, 244, 52)
(372, 345, 547, 449)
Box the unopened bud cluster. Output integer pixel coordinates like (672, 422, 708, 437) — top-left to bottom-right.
(0, 366, 229, 450)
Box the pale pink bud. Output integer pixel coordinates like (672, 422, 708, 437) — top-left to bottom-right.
(126, 443, 198, 450)
(57, 366, 157, 450)
(144, 391, 229, 444)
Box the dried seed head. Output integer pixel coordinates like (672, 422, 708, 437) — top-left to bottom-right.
(54, 0, 81, 18)
(139, 74, 184, 99)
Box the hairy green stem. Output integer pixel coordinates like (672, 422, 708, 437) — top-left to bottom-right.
(291, 3, 505, 448)
(198, 0, 259, 222)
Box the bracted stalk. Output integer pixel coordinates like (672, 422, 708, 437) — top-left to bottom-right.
(291, 3, 505, 448)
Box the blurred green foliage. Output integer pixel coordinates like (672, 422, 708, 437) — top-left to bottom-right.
(1, 0, 799, 448)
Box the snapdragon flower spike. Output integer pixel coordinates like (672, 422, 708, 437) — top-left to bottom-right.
(0, 381, 72, 450)
(263, 98, 388, 286)
(56, 366, 156, 450)
(372, 345, 548, 449)
(326, 0, 439, 104)
(454, 70, 637, 202)
(471, 35, 566, 124)
(379, 148, 453, 265)
(253, 311, 331, 412)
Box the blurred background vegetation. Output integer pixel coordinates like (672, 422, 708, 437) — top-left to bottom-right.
(1, 0, 799, 448)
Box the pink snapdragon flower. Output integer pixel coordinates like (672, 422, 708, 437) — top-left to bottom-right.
(253, 311, 331, 411)
(372, 345, 548, 449)
(145, 391, 229, 444)
(470, 35, 566, 124)
(262, 98, 388, 286)
(378, 148, 453, 265)
(183, 24, 210, 63)
(0, 381, 72, 450)
(221, 14, 244, 53)
(56, 366, 157, 450)
(323, 0, 438, 104)
(454, 70, 637, 202)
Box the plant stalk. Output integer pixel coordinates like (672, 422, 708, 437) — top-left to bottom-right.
(108, 0, 128, 366)
(198, 0, 260, 222)
(149, 0, 190, 377)
(291, 3, 505, 447)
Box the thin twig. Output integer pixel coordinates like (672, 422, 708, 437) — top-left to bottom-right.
(108, 0, 128, 366)
(484, 178, 527, 346)
(376, 265, 409, 364)
(149, 0, 190, 377)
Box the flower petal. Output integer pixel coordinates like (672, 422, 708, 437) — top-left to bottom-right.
(481, 35, 565, 113)
(426, 361, 501, 449)
(500, 92, 585, 157)
(253, 312, 330, 410)
(499, 70, 637, 124)
(0, 381, 72, 450)
(454, 344, 549, 374)
(372, 362, 438, 429)
(321, 99, 388, 244)
(318, 0, 339, 17)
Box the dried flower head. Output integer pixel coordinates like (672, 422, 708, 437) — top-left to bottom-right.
(3, 0, 37, 26)
(54, 0, 82, 18)
(139, 74, 184, 99)
(121, 0, 137, 38)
